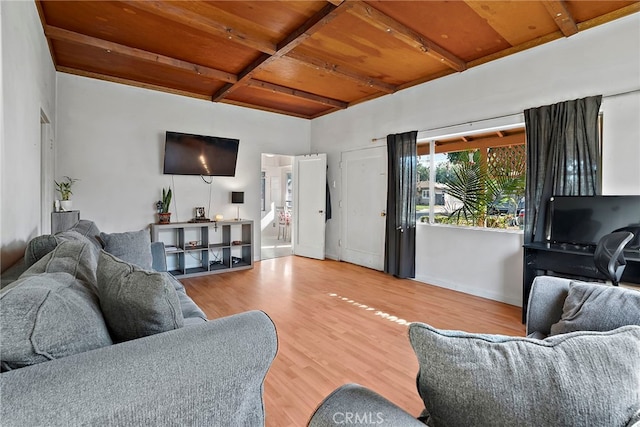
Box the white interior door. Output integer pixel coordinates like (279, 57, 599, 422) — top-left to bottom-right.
(293, 154, 327, 260)
(341, 146, 387, 270)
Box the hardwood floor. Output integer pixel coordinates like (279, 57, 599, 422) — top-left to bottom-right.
(182, 256, 525, 427)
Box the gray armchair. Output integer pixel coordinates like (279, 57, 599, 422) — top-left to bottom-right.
(308, 276, 640, 426)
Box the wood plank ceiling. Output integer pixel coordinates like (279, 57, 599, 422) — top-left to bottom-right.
(37, 1, 639, 119)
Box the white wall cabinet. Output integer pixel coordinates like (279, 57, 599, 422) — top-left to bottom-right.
(151, 220, 253, 278)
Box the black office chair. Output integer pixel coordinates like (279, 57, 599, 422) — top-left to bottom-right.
(594, 231, 634, 286)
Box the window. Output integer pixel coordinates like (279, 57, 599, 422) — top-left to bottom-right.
(416, 127, 526, 230)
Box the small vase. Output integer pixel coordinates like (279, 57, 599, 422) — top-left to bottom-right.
(60, 200, 73, 211)
(158, 212, 171, 224)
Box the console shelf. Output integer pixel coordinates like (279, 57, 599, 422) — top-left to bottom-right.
(151, 220, 253, 278)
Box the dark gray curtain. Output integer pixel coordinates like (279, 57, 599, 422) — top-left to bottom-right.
(523, 95, 602, 243)
(385, 131, 417, 278)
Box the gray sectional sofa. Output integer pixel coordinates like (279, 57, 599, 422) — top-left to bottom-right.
(1, 220, 278, 426)
(308, 276, 640, 427)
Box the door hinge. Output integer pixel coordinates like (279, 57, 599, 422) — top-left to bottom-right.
(338, 239, 342, 247)
(339, 200, 342, 208)
(338, 161, 342, 169)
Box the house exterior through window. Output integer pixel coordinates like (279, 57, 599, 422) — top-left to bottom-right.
(416, 126, 526, 230)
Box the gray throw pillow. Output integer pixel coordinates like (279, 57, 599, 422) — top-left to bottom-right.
(409, 322, 640, 427)
(549, 282, 640, 336)
(0, 272, 112, 371)
(24, 230, 99, 268)
(97, 251, 184, 342)
(21, 240, 99, 293)
(24, 234, 58, 268)
(99, 229, 153, 270)
(68, 220, 102, 249)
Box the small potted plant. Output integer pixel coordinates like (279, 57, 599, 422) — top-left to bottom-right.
(156, 187, 172, 223)
(55, 176, 78, 211)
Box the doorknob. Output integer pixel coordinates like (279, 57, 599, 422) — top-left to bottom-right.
(381, 211, 386, 217)
(319, 210, 324, 214)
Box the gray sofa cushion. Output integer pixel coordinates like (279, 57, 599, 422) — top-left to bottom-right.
(68, 219, 102, 249)
(409, 322, 640, 427)
(24, 230, 99, 268)
(21, 240, 99, 292)
(549, 282, 640, 336)
(0, 272, 112, 371)
(99, 229, 153, 270)
(24, 234, 58, 267)
(97, 251, 184, 342)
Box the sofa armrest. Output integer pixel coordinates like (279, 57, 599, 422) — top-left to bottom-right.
(1, 310, 277, 426)
(150, 241, 167, 272)
(308, 384, 424, 427)
(526, 276, 572, 336)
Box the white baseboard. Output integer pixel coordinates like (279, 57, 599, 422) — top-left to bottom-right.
(413, 274, 522, 307)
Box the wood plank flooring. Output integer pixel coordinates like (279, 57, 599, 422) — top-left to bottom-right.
(181, 256, 525, 427)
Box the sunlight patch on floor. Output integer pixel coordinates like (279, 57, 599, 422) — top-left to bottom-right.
(328, 293, 409, 325)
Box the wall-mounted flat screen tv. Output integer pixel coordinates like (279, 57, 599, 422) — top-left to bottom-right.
(163, 131, 239, 176)
(548, 195, 640, 246)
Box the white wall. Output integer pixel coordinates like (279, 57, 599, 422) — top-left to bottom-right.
(55, 74, 310, 256)
(1, 1, 57, 270)
(311, 13, 640, 306)
(601, 92, 640, 195)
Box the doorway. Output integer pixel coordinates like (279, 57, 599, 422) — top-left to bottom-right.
(260, 153, 294, 260)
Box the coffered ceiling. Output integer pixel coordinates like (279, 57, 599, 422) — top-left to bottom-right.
(37, 1, 639, 119)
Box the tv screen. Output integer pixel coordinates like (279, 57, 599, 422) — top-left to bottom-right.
(549, 195, 640, 246)
(163, 131, 239, 176)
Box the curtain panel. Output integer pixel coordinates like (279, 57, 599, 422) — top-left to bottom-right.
(385, 131, 418, 278)
(524, 95, 602, 244)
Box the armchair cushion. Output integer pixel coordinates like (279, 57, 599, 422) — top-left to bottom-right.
(97, 251, 184, 342)
(409, 322, 640, 427)
(549, 282, 640, 336)
(99, 229, 153, 270)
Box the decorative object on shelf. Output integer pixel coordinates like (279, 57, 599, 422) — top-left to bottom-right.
(54, 176, 79, 211)
(215, 214, 223, 221)
(195, 207, 206, 220)
(186, 240, 200, 249)
(157, 187, 172, 224)
(231, 191, 244, 221)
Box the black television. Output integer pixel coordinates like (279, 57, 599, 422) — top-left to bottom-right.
(548, 195, 640, 246)
(163, 131, 239, 176)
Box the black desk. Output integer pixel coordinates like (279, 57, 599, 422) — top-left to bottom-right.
(522, 242, 640, 322)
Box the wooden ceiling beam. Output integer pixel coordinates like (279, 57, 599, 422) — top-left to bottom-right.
(541, 0, 578, 37)
(347, 1, 467, 72)
(276, 3, 346, 55)
(285, 51, 396, 93)
(419, 133, 525, 155)
(221, 99, 313, 120)
(213, 2, 351, 102)
(119, 0, 277, 55)
(45, 25, 237, 83)
(247, 79, 348, 109)
(56, 66, 212, 101)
